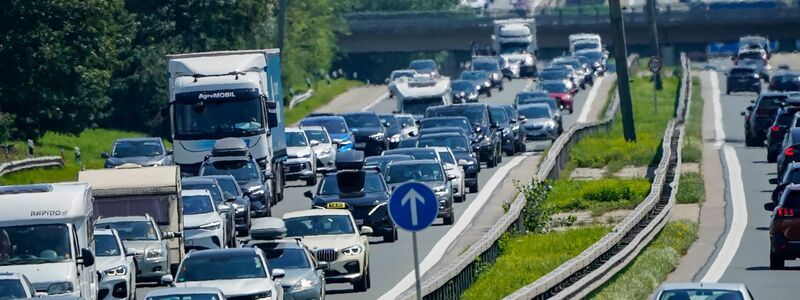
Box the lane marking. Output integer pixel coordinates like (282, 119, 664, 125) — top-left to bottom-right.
(577, 77, 606, 123)
(362, 91, 390, 112)
(701, 144, 747, 282)
(377, 155, 528, 300)
(708, 71, 725, 148)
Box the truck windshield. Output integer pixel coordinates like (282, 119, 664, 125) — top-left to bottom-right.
(403, 97, 444, 116)
(0, 224, 72, 265)
(174, 96, 264, 139)
(500, 43, 529, 54)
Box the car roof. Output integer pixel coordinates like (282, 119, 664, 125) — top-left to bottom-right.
(657, 282, 746, 291)
(421, 116, 470, 122)
(201, 175, 236, 182)
(248, 239, 305, 250)
(0, 273, 23, 280)
(285, 127, 303, 133)
(204, 155, 252, 163)
(301, 115, 346, 122)
(519, 103, 552, 110)
(300, 125, 326, 131)
(341, 112, 377, 117)
(284, 209, 352, 219)
(181, 189, 212, 197)
(97, 216, 151, 223)
(417, 132, 466, 139)
(187, 248, 259, 259)
(146, 287, 223, 297)
(387, 159, 440, 166)
(114, 137, 162, 143)
(385, 148, 437, 154)
(182, 177, 217, 184)
(367, 154, 413, 161)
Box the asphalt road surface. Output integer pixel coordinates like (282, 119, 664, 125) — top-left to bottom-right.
(135, 72, 607, 298)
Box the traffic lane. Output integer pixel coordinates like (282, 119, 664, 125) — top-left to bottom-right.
(713, 71, 800, 299)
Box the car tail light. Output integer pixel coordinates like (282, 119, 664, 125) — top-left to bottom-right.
(772, 125, 781, 132)
(786, 147, 795, 156)
(778, 207, 795, 217)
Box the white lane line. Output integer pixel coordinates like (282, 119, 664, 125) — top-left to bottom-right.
(576, 77, 606, 123)
(377, 155, 528, 300)
(708, 71, 725, 148)
(701, 144, 747, 282)
(361, 91, 390, 112)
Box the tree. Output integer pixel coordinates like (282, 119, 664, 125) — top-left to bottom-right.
(0, 0, 129, 139)
(283, 0, 337, 88)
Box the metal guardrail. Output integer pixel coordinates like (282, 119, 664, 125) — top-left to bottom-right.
(0, 156, 65, 177)
(396, 54, 640, 300)
(506, 53, 690, 300)
(289, 89, 314, 109)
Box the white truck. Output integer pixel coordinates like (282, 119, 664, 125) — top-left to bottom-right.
(569, 33, 603, 54)
(0, 183, 97, 299)
(492, 18, 538, 78)
(166, 50, 288, 203)
(394, 74, 452, 118)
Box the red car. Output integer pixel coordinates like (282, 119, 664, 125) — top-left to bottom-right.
(539, 80, 578, 113)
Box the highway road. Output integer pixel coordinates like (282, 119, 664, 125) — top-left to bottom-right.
(694, 54, 800, 298)
(135, 71, 610, 298)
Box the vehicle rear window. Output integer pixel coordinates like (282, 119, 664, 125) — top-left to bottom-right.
(658, 289, 743, 300)
(730, 68, 754, 77)
(756, 95, 787, 110)
(783, 190, 800, 209)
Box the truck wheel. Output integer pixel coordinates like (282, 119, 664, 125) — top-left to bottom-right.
(770, 252, 785, 269)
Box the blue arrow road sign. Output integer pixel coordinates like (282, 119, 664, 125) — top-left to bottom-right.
(388, 182, 439, 232)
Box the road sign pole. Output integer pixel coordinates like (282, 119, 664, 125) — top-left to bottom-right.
(653, 81, 658, 114)
(412, 232, 422, 300)
(608, 0, 637, 142)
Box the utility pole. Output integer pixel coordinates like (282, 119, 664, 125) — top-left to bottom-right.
(646, 0, 663, 90)
(608, 0, 637, 142)
(277, 0, 288, 55)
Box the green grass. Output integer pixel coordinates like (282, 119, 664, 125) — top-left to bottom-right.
(676, 172, 704, 204)
(0, 129, 151, 185)
(546, 178, 651, 214)
(587, 220, 699, 300)
(571, 68, 679, 173)
(284, 79, 363, 125)
(461, 225, 611, 300)
(682, 76, 704, 163)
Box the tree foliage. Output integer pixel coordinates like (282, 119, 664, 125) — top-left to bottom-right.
(346, 0, 460, 11)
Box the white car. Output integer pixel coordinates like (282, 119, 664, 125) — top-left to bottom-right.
(0, 272, 43, 298)
(283, 209, 372, 292)
(162, 248, 284, 299)
(653, 282, 754, 300)
(145, 287, 226, 300)
(285, 127, 318, 186)
(94, 229, 137, 300)
(301, 125, 337, 171)
(387, 69, 417, 98)
(430, 146, 466, 202)
(181, 190, 231, 250)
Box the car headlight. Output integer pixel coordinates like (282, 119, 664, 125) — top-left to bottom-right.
(484, 81, 491, 87)
(254, 291, 272, 300)
(524, 56, 534, 65)
(234, 203, 245, 213)
(390, 134, 401, 143)
(341, 245, 363, 256)
(104, 265, 128, 276)
(200, 221, 221, 230)
(47, 282, 74, 295)
(248, 186, 265, 197)
(146, 248, 163, 259)
(476, 85, 482, 90)
(458, 92, 466, 97)
(433, 185, 448, 195)
(292, 277, 320, 292)
(545, 121, 556, 129)
(370, 132, 384, 140)
(459, 159, 475, 166)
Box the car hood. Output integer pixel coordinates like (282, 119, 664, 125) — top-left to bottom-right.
(107, 156, 163, 166)
(174, 278, 275, 297)
(387, 181, 446, 193)
(528, 118, 555, 125)
(329, 133, 352, 142)
(0, 262, 76, 288)
(287, 146, 313, 158)
(452, 151, 476, 162)
(501, 53, 531, 63)
(185, 212, 221, 228)
(239, 179, 263, 191)
(279, 269, 317, 287)
(314, 192, 389, 207)
(351, 127, 383, 137)
(295, 234, 360, 251)
(96, 256, 126, 273)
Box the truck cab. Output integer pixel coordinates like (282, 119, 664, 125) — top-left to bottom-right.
(394, 75, 452, 118)
(166, 49, 287, 204)
(79, 165, 184, 275)
(492, 19, 538, 78)
(0, 183, 97, 299)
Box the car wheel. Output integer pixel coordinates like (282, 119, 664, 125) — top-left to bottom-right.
(568, 107, 574, 114)
(383, 229, 397, 243)
(487, 152, 497, 168)
(487, 90, 492, 97)
(726, 89, 731, 95)
(744, 133, 759, 147)
(306, 175, 317, 186)
(768, 151, 778, 163)
(353, 265, 370, 292)
(770, 251, 785, 269)
(443, 212, 455, 225)
(499, 84, 504, 91)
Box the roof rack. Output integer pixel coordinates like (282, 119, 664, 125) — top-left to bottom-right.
(335, 150, 365, 171)
(250, 217, 287, 240)
(211, 138, 249, 157)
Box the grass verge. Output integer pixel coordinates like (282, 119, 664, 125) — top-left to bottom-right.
(461, 225, 611, 300)
(284, 79, 363, 125)
(682, 76, 704, 163)
(587, 220, 699, 300)
(676, 171, 704, 204)
(547, 178, 651, 214)
(597, 80, 618, 120)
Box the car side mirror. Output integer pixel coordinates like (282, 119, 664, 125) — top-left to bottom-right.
(101, 152, 109, 159)
(764, 202, 777, 211)
(272, 268, 286, 280)
(303, 190, 314, 200)
(458, 159, 468, 165)
(750, 100, 755, 104)
(408, 131, 416, 137)
(125, 248, 137, 257)
(490, 123, 498, 129)
(447, 174, 457, 181)
(509, 119, 517, 124)
(360, 226, 374, 235)
(226, 196, 236, 203)
(384, 122, 392, 128)
(475, 127, 482, 133)
(160, 274, 174, 285)
(167, 149, 173, 155)
(740, 112, 746, 116)
(317, 261, 330, 271)
(163, 231, 176, 239)
(310, 140, 320, 147)
(34, 292, 48, 297)
(79, 248, 95, 267)
(769, 178, 779, 185)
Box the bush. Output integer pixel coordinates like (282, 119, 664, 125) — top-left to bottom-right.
(676, 172, 705, 204)
(514, 179, 553, 233)
(546, 179, 651, 213)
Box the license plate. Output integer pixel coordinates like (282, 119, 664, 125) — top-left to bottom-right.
(355, 219, 364, 225)
(355, 142, 367, 148)
(325, 202, 347, 209)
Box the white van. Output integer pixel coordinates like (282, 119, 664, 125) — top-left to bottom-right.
(0, 183, 97, 299)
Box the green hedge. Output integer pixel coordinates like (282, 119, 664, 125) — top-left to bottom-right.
(547, 178, 652, 214)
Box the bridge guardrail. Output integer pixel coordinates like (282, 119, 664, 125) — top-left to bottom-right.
(395, 54, 640, 300)
(0, 156, 65, 177)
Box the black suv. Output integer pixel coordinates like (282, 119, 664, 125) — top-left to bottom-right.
(726, 66, 761, 95)
(742, 92, 791, 146)
(199, 138, 273, 216)
(425, 104, 503, 167)
(767, 109, 798, 162)
(341, 112, 390, 156)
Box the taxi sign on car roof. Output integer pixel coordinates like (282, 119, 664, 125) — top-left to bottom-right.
(325, 202, 348, 209)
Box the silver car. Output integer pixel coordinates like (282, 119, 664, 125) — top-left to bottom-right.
(301, 125, 337, 171)
(518, 104, 560, 141)
(384, 160, 456, 225)
(285, 127, 318, 186)
(653, 282, 754, 300)
(247, 238, 326, 300)
(95, 229, 137, 300)
(96, 215, 174, 283)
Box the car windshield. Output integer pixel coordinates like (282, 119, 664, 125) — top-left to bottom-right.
(214, 178, 241, 197)
(577, 51, 603, 62)
(285, 215, 355, 236)
(775, 74, 800, 84)
(573, 42, 598, 51)
(343, 114, 381, 128)
(500, 43, 529, 54)
(0, 279, 25, 300)
(490, 107, 509, 123)
(738, 51, 763, 60)
(452, 81, 474, 91)
(461, 72, 487, 81)
(366, 156, 410, 171)
(147, 294, 221, 300)
(299, 118, 349, 134)
(554, 60, 581, 69)
(201, 160, 259, 182)
(183, 182, 223, 203)
(378, 115, 401, 133)
(397, 116, 415, 127)
(417, 136, 470, 152)
(428, 106, 486, 125)
(177, 253, 267, 282)
(385, 149, 438, 160)
(519, 106, 552, 119)
(756, 95, 787, 110)
(94, 234, 120, 257)
(98, 221, 158, 241)
(539, 70, 568, 81)
(303, 129, 330, 143)
(182, 195, 215, 215)
(409, 60, 436, 73)
(112, 140, 163, 158)
(473, 61, 498, 72)
(174, 96, 263, 138)
(539, 82, 568, 93)
(318, 173, 386, 195)
(403, 97, 444, 116)
(0, 224, 72, 265)
(385, 163, 444, 183)
(392, 71, 415, 80)
(658, 289, 744, 300)
(286, 131, 308, 147)
(261, 248, 311, 269)
(419, 118, 472, 133)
